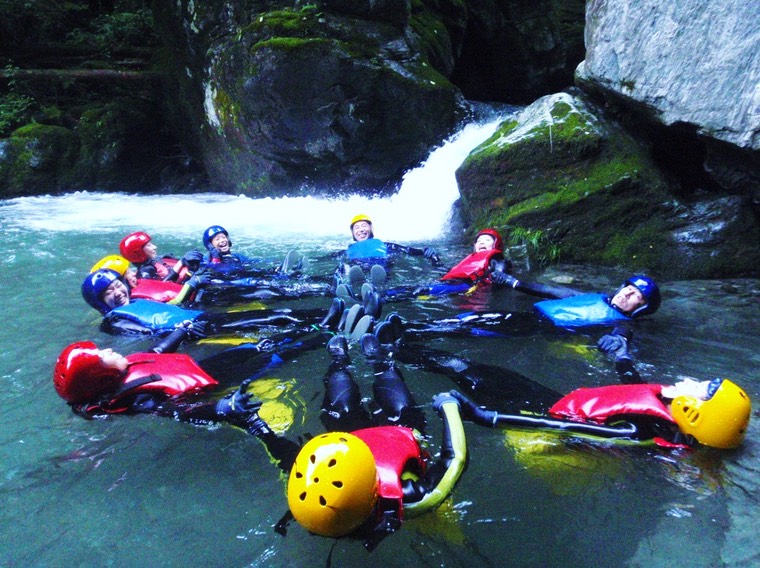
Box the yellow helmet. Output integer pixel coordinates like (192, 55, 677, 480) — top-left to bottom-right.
(90, 255, 130, 276)
(350, 214, 372, 230)
(287, 432, 378, 537)
(671, 379, 751, 449)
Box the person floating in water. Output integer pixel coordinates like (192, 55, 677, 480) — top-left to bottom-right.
(379, 228, 513, 302)
(119, 231, 203, 283)
(81, 268, 345, 338)
(393, 275, 661, 356)
(90, 255, 198, 305)
(247, 334, 467, 550)
(54, 323, 263, 425)
(334, 214, 441, 299)
(53, 321, 336, 438)
(387, 336, 750, 450)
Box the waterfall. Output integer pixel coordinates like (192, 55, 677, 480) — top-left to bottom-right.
(0, 114, 507, 243)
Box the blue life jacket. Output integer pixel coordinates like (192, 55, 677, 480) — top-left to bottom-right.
(107, 300, 204, 333)
(347, 238, 388, 260)
(534, 293, 631, 328)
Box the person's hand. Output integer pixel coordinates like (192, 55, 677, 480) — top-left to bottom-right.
(215, 378, 262, 420)
(597, 329, 630, 360)
(423, 247, 441, 265)
(182, 249, 204, 271)
(183, 320, 207, 340)
(490, 271, 517, 287)
(187, 272, 210, 290)
(208, 247, 222, 263)
(254, 338, 276, 352)
(432, 391, 460, 413)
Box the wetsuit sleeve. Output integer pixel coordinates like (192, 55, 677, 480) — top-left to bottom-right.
(136, 263, 158, 280)
(402, 397, 467, 518)
(506, 277, 582, 299)
(615, 357, 644, 384)
(100, 315, 153, 336)
(385, 242, 416, 255)
(149, 325, 190, 354)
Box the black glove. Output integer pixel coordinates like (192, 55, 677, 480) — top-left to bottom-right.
(490, 271, 517, 287)
(597, 328, 631, 360)
(208, 247, 222, 263)
(183, 320, 207, 340)
(447, 390, 498, 426)
(423, 247, 441, 265)
(187, 272, 210, 290)
(432, 391, 460, 413)
(215, 378, 262, 422)
(182, 249, 204, 271)
(254, 338, 276, 352)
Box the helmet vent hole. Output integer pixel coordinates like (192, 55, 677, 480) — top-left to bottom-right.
(298, 491, 306, 502)
(313, 477, 320, 483)
(295, 471, 303, 479)
(319, 496, 327, 506)
(332, 481, 343, 489)
(328, 459, 337, 467)
(309, 454, 316, 464)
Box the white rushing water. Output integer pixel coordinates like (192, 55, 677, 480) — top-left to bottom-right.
(0, 117, 506, 243)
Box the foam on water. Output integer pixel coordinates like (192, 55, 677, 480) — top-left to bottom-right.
(0, 117, 506, 242)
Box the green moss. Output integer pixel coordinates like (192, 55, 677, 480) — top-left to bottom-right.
(242, 9, 325, 38)
(250, 36, 337, 54)
(503, 153, 646, 220)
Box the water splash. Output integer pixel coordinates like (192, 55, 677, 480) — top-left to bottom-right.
(0, 115, 509, 242)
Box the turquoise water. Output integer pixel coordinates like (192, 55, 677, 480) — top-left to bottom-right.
(1, 120, 758, 567)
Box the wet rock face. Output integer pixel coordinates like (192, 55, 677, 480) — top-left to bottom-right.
(455, 92, 760, 278)
(153, 1, 467, 196)
(577, 0, 760, 152)
(450, 0, 586, 103)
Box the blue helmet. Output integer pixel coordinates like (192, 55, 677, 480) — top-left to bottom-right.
(203, 225, 230, 252)
(624, 275, 661, 317)
(82, 269, 122, 315)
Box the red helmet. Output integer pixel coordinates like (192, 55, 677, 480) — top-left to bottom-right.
(53, 342, 123, 403)
(119, 231, 152, 263)
(476, 228, 503, 252)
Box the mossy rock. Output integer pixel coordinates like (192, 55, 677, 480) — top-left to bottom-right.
(456, 92, 678, 273)
(0, 124, 79, 197)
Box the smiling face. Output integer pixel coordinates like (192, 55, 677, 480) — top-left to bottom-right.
(211, 232, 231, 253)
(352, 221, 373, 242)
(474, 234, 496, 252)
(610, 284, 645, 315)
(101, 279, 130, 309)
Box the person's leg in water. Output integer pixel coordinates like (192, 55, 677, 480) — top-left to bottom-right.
(361, 332, 426, 434)
(381, 335, 561, 416)
(320, 335, 373, 432)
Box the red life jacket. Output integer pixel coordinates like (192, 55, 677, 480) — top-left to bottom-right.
(549, 383, 675, 425)
(130, 279, 183, 303)
(441, 250, 502, 283)
(353, 426, 425, 522)
(106, 353, 218, 412)
(144, 256, 189, 281)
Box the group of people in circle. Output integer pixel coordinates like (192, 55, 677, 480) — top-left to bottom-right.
(53, 214, 752, 548)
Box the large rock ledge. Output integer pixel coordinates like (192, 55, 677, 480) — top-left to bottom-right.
(576, 0, 760, 152)
(455, 92, 760, 278)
